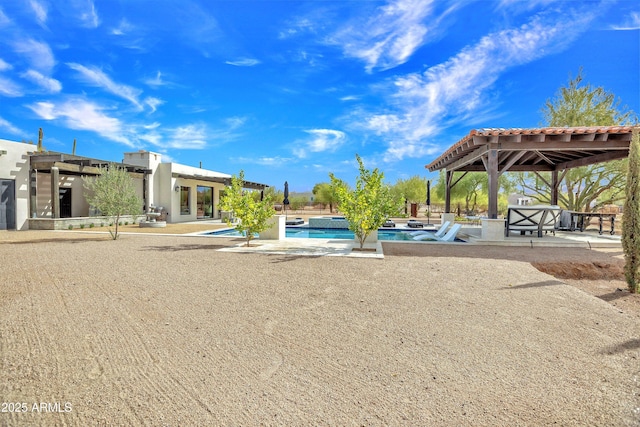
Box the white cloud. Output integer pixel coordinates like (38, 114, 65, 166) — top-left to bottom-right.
(496, 0, 559, 12)
(111, 18, 133, 35)
(233, 156, 295, 166)
(67, 62, 144, 110)
(329, 0, 443, 72)
(225, 58, 261, 67)
(0, 58, 12, 71)
(77, 0, 99, 28)
(12, 38, 55, 72)
(358, 7, 600, 161)
(0, 116, 25, 135)
(144, 71, 169, 88)
(293, 129, 346, 158)
(0, 8, 11, 27)
(611, 12, 640, 30)
(29, 0, 47, 26)
(0, 76, 23, 97)
(22, 69, 62, 93)
(225, 116, 246, 129)
(144, 97, 164, 113)
(28, 98, 132, 146)
(166, 123, 207, 149)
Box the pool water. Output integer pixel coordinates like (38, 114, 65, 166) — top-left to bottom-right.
(207, 227, 416, 241)
(286, 227, 414, 241)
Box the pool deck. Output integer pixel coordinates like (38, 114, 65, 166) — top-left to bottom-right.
(196, 220, 621, 258)
(218, 238, 385, 259)
(67, 218, 618, 258)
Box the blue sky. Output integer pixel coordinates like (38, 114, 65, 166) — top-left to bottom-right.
(0, 0, 638, 192)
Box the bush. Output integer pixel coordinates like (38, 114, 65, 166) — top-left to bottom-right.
(80, 224, 85, 229)
(68, 224, 73, 230)
(89, 223, 95, 228)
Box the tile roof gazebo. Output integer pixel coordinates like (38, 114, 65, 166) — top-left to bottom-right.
(425, 126, 636, 219)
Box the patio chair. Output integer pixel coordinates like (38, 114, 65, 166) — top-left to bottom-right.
(413, 223, 461, 242)
(436, 223, 462, 242)
(408, 221, 450, 237)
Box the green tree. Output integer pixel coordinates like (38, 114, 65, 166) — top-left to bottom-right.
(289, 195, 308, 211)
(312, 182, 338, 213)
(83, 164, 142, 240)
(512, 68, 636, 211)
(260, 186, 283, 206)
(219, 170, 275, 247)
(393, 176, 428, 203)
(542, 68, 633, 127)
(622, 128, 640, 293)
(329, 155, 401, 248)
(433, 171, 487, 215)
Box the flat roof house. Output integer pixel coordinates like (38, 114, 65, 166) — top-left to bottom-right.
(0, 138, 267, 230)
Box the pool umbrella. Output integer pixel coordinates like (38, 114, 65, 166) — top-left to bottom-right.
(283, 181, 290, 220)
(426, 180, 431, 224)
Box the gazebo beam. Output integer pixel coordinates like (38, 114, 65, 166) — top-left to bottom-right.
(556, 150, 629, 170)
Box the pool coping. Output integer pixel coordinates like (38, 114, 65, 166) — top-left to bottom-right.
(217, 238, 384, 259)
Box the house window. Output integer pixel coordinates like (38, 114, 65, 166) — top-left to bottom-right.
(197, 186, 213, 219)
(180, 186, 190, 215)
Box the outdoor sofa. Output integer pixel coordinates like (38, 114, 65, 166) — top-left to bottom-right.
(505, 205, 561, 238)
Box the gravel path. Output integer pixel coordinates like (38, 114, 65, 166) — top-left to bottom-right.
(1, 232, 639, 426)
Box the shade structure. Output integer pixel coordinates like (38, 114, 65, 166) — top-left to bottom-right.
(425, 126, 635, 219)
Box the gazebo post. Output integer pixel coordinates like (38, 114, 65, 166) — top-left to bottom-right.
(551, 170, 559, 206)
(487, 147, 499, 219)
(445, 170, 452, 213)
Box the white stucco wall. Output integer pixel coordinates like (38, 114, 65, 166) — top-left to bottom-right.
(0, 139, 34, 230)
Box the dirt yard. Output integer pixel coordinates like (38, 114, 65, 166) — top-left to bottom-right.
(0, 231, 638, 426)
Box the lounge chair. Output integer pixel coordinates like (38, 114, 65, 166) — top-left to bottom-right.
(408, 221, 450, 237)
(436, 223, 462, 242)
(285, 217, 305, 225)
(413, 223, 462, 242)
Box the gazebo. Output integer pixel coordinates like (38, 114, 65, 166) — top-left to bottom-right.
(426, 126, 636, 221)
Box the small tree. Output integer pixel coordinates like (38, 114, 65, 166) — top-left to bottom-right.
(312, 182, 338, 212)
(330, 155, 401, 248)
(83, 164, 142, 240)
(622, 128, 640, 294)
(219, 170, 274, 247)
(393, 175, 428, 203)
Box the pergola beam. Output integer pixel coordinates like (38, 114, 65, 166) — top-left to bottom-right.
(556, 150, 629, 170)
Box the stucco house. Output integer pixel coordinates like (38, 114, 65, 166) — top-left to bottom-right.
(0, 138, 267, 230)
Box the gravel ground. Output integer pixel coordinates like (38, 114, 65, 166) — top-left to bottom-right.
(0, 231, 639, 426)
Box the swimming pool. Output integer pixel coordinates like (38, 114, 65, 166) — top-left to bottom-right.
(206, 227, 415, 241)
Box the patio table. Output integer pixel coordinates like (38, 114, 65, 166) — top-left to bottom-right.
(569, 212, 616, 235)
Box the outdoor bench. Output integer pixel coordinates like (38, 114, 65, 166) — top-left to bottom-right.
(505, 205, 561, 238)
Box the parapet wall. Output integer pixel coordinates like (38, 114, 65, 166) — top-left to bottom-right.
(308, 216, 349, 229)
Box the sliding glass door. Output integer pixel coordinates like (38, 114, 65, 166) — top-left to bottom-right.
(197, 186, 213, 219)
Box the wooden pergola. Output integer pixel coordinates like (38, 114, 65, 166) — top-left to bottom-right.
(29, 152, 152, 219)
(426, 126, 636, 219)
